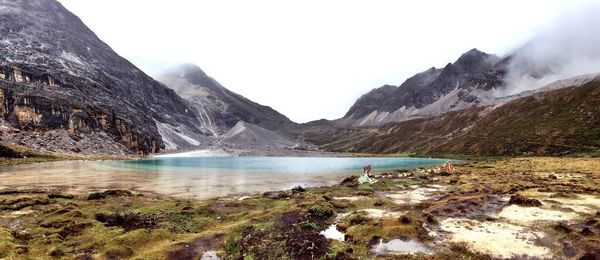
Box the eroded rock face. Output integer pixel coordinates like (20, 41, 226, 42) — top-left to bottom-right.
(0, 84, 161, 154)
(0, 0, 203, 154)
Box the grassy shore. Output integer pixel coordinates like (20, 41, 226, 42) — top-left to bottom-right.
(1, 157, 599, 259)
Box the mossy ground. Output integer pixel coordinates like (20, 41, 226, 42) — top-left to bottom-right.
(0, 157, 599, 259)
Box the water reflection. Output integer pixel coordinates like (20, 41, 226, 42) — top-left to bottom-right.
(0, 157, 447, 199)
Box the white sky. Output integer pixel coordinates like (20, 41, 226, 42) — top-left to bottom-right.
(58, 0, 591, 123)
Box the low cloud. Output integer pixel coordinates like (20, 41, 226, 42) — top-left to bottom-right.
(502, 2, 600, 96)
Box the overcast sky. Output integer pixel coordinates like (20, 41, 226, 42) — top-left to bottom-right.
(58, 0, 593, 123)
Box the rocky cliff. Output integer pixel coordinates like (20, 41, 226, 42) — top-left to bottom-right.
(340, 49, 507, 126)
(0, 0, 203, 154)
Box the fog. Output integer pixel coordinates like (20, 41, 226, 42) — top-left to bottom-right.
(503, 2, 600, 96)
(57, 0, 597, 122)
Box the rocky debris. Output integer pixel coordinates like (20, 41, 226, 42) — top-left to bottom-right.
(400, 215, 412, 224)
(262, 191, 291, 200)
(509, 195, 542, 207)
(581, 227, 594, 236)
(291, 186, 306, 193)
(221, 121, 297, 150)
(87, 190, 133, 200)
(47, 193, 73, 199)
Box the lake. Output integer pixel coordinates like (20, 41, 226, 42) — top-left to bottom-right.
(0, 156, 449, 199)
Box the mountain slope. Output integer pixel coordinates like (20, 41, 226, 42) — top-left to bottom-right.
(0, 0, 202, 154)
(222, 121, 296, 149)
(158, 64, 294, 132)
(308, 77, 600, 156)
(156, 63, 296, 149)
(339, 49, 507, 126)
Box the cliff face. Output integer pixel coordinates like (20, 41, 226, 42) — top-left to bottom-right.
(0, 0, 202, 154)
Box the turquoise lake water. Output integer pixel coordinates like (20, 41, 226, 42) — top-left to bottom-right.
(112, 156, 449, 174)
(0, 156, 451, 199)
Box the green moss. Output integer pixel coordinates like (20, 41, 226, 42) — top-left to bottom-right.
(253, 221, 274, 231)
(300, 220, 317, 230)
(309, 203, 334, 219)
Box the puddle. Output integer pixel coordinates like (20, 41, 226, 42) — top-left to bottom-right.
(359, 208, 405, 219)
(320, 224, 345, 241)
(384, 185, 446, 204)
(200, 251, 220, 260)
(370, 239, 433, 255)
(498, 205, 579, 224)
(439, 218, 551, 259)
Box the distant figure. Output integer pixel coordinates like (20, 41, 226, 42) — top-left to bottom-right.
(446, 161, 455, 173)
(363, 164, 372, 175)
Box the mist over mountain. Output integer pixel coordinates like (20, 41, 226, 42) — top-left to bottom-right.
(501, 3, 600, 96)
(339, 3, 600, 127)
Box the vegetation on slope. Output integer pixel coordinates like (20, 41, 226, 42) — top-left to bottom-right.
(309, 80, 600, 156)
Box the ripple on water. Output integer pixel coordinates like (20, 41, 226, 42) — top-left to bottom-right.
(370, 239, 434, 255)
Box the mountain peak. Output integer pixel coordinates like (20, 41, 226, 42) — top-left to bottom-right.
(455, 48, 490, 66)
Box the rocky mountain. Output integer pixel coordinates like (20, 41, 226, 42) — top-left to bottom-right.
(0, 0, 204, 154)
(307, 76, 600, 156)
(156, 63, 297, 149)
(222, 121, 296, 149)
(339, 48, 508, 126)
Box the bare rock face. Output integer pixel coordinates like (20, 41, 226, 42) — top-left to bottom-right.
(341, 48, 507, 126)
(158, 64, 295, 133)
(0, 0, 203, 154)
(156, 63, 297, 149)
